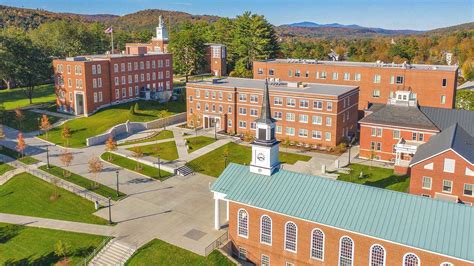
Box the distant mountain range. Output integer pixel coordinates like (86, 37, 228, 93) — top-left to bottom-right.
(1, 5, 472, 39)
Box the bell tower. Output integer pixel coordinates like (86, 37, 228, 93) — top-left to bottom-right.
(249, 79, 280, 176)
(151, 15, 169, 53)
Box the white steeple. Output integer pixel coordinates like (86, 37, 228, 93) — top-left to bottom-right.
(154, 15, 169, 41)
(249, 79, 280, 176)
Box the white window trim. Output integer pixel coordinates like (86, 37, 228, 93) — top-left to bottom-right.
(260, 215, 272, 246)
(369, 244, 386, 266)
(422, 176, 432, 190)
(338, 236, 354, 266)
(310, 228, 325, 261)
(284, 221, 298, 253)
(402, 253, 420, 266)
(442, 179, 453, 194)
(237, 208, 249, 239)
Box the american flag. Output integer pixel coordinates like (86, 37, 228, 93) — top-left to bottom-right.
(104, 27, 113, 34)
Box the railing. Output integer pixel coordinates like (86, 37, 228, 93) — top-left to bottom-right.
(77, 236, 113, 266)
(204, 230, 229, 256)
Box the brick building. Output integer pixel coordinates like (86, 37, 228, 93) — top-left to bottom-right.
(409, 123, 473, 205)
(186, 77, 359, 148)
(53, 16, 174, 116)
(205, 44, 227, 76)
(211, 92, 473, 265)
(253, 59, 458, 110)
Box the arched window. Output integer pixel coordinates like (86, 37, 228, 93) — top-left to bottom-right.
(310, 229, 324, 260)
(403, 253, 420, 266)
(369, 244, 385, 266)
(284, 221, 297, 252)
(260, 215, 272, 245)
(237, 209, 248, 238)
(339, 236, 354, 266)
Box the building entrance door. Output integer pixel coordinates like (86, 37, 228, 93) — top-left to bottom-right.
(75, 93, 84, 115)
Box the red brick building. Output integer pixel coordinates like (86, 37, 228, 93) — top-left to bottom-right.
(253, 59, 458, 110)
(409, 123, 474, 205)
(205, 44, 227, 76)
(211, 92, 473, 265)
(53, 16, 173, 116)
(186, 78, 359, 148)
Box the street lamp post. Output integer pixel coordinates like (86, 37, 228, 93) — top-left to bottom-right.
(224, 155, 228, 168)
(214, 120, 217, 140)
(157, 156, 161, 178)
(347, 143, 352, 165)
(115, 170, 120, 197)
(108, 197, 112, 224)
(46, 145, 50, 169)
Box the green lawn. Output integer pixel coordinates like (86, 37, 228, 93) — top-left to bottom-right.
(0, 222, 109, 265)
(127, 141, 179, 161)
(41, 101, 186, 148)
(119, 130, 174, 146)
(0, 173, 107, 224)
(187, 142, 311, 177)
(0, 145, 40, 165)
(0, 162, 14, 175)
(185, 136, 217, 153)
(101, 152, 172, 181)
(2, 110, 60, 132)
(39, 165, 126, 201)
(126, 239, 235, 266)
(0, 84, 56, 110)
(337, 164, 410, 192)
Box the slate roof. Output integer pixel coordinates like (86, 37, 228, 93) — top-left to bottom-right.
(410, 123, 474, 166)
(420, 107, 474, 136)
(359, 104, 439, 131)
(212, 163, 474, 262)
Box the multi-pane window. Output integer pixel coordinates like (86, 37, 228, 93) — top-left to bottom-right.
(237, 209, 248, 237)
(274, 112, 283, 120)
(295, 69, 300, 77)
(239, 108, 247, 115)
(98, 78, 102, 88)
(195, 89, 200, 98)
(326, 117, 332, 126)
(373, 90, 381, 98)
(284, 222, 297, 252)
(332, 72, 339, 80)
(325, 132, 331, 141)
(286, 113, 295, 121)
(276, 125, 282, 134)
(444, 158, 455, 173)
(396, 76, 404, 84)
(205, 104, 209, 111)
(443, 180, 453, 193)
(418, 133, 424, 141)
(393, 130, 400, 139)
(287, 98, 296, 107)
(354, 73, 361, 81)
(91, 65, 96, 75)
(312, 116, 322, 125)
(298, 129, 308, 137)
(219, 91, 223, 100)
(327, 102, 333, 111)
(313, 101, 323, 109)
(228, 106, 232, 113)
(121, 63, 125, 72)
(299, 114, 308, 123)
(205, 91, 210, 99)
(343, 72, 350, 80)
(239, 121, 247, 128)
(212, 91, 216, 99)
(269, 69, 274, 75)
(371, 128, 382, 137)
(317, 71, 327, 79)
(257, 68, 263, 75)
(114, 64, 119, 73)
(239, 247, 247, 260)
(339, 237, 353, 266)
(464, 184, 473, 196)
(250, 109, 258, 117)
(274, 97, 283, 105)
(250, 122, 256, 130)
(312, 130, 322, 139)
(403, 253, 419, 266)
(422, 176, 432, 189)
(370, 141, 382, 151)
(369, 245, 385, 266)
(373, 74, 381, 83)
(300, 100, 309, 108)
(260, 215, 272, 245)
(261, 254, 270, 266)
(75, 65, 82, 75)
(285, 127, 295, 136)
(311, 229, 324, 260)
(239, 94, 247, 102)
(250, 95, 258, 103)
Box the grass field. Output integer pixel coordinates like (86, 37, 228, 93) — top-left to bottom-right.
(0, 84, 56, 110)
(126, 239, 235, 266)
(0, 162, 14, 175)
(337, 164, 410, 192)
(2, 110, 60, 132)
(0, 173, 107, 224)
(185, 136, 216, 153)
(187, 142, 311, 177)
(0, 222, 109, 265)
(119, 130, 174, 146)
(39, 165, 126, 201)
(127, 141, 179, 161)
(101, 152, 172, 181)
(41, 101, 186, 148)
(0, 145, 40, 165)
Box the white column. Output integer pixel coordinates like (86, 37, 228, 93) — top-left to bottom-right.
(214, 198, 220, 230)
(226, 200, 229, 223)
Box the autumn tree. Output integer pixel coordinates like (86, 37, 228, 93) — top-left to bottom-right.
(59, 149, 74, 177)
(131, 146, 144, 171)
(16, 132, 26, 158)
(88, 156, 103, 188)
(14, 108, 24, 131)
(61, 125, 72, 147)
(40, 114, 52, 138)
(105, 136, 117, 161)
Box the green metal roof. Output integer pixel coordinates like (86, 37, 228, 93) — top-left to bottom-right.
(212, 163, 474, 262)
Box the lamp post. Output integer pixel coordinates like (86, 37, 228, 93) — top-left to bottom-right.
(157, 155, 161, 178)
(214, 119, 217, 140)
(115, 170, 120, 197)
(108, 197, 112, 224)
(224, 155, 228, 168)
(46, 145, 50, 169)
(347, 143, 352, 165)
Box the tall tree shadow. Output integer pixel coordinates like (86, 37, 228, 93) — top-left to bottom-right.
(0, 224, 23, 244)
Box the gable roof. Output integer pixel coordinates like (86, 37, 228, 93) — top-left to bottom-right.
(359, 104, 438, 131)
(410, 123, 474, 166)
(420, 106, 474, 136)
(212, 163, 474, 262)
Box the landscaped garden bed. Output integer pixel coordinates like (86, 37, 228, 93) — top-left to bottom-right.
(101, 152, 172, 181)
(126, 141, 179, 161)
(39, 165, 126, 201)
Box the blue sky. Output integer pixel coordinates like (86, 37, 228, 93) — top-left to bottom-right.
(3, 0, 473, 30)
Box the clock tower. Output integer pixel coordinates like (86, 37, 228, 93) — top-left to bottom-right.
(250, 79, 280, 176)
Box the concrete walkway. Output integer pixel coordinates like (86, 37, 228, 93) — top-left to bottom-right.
(171, 128, 189, 159)
(0, 213, 115, 236)
(30, 109, 75, 119)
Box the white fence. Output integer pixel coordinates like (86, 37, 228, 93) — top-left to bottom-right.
(86, 112, 186, 146)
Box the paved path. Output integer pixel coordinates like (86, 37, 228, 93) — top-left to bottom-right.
(30, 109, 75, 119)
(0, 213, 115, 236)
(171, 128, 189, 159)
